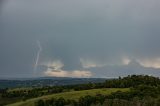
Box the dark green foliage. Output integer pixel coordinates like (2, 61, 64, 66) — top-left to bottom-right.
(0, 88, 7, 93)
(105, 75, 160, 88)
(35, 98, 66, 106)
(1, 86, 63, 99)
(107, 85, 160, 100)
(55, 97, 66, 106)
(78, 95, 95, 106)
(35, 99, 45, 106)
(35, 95, 106, 106)
(2, 75, 160, 99)
(2, 75, 160, 106)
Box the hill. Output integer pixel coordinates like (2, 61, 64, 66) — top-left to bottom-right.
(7, 88, 129, 106)
(1, 75, 160, 106)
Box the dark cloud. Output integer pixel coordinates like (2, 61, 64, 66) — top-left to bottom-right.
(0, 0, 160, 78)
(90, 60, 160, 78)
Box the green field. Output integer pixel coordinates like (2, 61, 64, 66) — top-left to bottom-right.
(7, 88, 129, 106)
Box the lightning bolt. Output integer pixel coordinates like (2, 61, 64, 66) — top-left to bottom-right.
(34, 40, 42, 74)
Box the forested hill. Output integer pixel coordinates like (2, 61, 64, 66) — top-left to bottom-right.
(104, 75, 160, 88)
(1, 75, 160, 106)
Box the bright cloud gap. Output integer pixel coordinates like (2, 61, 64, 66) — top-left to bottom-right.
(42, 56, 160, 78)
(42, 60, 92, 78)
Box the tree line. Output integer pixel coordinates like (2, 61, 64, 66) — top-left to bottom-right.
(35, 85, 160, 106)
(34, 75, 160, 106)
(1, 75, 160, 106)
(2, 75, 160, 99)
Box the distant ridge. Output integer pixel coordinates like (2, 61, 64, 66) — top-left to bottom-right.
(0, 77, 108, 89)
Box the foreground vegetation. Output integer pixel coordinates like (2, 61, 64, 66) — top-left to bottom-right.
(1, 75, 160, 106)
(7, 88, 128, 106)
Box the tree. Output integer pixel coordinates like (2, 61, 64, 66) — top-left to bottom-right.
(55, 97, 66, 106)
(35, 99, 45, 106)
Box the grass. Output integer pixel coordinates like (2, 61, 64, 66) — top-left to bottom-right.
(7, 88, 129, 106)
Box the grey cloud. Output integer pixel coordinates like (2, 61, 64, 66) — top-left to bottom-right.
(90, 60, 160, 78)
(0, 0, 160, 77)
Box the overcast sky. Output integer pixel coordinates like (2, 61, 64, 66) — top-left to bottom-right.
(0, 0, 160, 78)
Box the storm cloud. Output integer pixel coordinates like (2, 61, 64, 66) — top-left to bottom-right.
(0, 0, 160, 78)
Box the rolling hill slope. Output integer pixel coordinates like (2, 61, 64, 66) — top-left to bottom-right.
(7, 88, 129, 106)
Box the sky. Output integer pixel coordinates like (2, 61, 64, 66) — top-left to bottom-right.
(0, 0, 160, 78)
